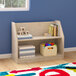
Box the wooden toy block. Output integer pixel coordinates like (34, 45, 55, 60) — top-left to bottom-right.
(17, 31, 22, 35)
(44, 33, 48, 36)
(20, 27, 25, 31)
(23, 31, 26, 35)
(26, 31, 29, 35)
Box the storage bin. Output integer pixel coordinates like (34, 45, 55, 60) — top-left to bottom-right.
(19, 45, 35, 58)
(40, 44, 57, 56)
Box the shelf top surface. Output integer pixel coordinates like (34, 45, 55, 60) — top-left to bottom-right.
(18, 36, 62, 42)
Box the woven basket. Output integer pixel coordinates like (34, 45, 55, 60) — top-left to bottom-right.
(40, 44, 57, 56)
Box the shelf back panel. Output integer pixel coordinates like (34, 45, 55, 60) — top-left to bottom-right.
(15, 22, 55, 36)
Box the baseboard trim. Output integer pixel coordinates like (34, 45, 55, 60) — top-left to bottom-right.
(0, 47, 76, 59)
(64, 47, 76, 52)
(0, 54, 11, 59)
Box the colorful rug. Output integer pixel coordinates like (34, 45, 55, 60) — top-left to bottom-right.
(0, 62, 76, 76)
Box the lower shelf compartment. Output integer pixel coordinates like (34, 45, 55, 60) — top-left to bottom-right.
(17, 54, 64, 63)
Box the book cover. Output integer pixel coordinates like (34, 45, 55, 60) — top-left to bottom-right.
(49, 24, 54, 36)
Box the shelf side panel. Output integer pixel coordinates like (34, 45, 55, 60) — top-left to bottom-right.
(12, 22, 18, 62)
(55, 20, 64, 56)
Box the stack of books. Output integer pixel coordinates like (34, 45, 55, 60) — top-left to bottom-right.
(19, 45, 35, 58)
(17, 34, 32, 40)
(49, 23, 58, 36)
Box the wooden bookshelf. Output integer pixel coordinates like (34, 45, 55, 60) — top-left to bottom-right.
(12, 20, 64, 63)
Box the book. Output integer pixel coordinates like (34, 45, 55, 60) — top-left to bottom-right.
(54, 25, 56, 36)
(17, 34, 32, 40)
(49, 24, 54, 36)
(49, 23, 59, 36)
(56, 24, 58, 36)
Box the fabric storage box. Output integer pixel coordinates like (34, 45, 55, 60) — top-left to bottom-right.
(19, 45, 35, 58)
(40, 44, 57, 56)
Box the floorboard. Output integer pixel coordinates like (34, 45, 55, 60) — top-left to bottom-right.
(0, 51, 76, 72)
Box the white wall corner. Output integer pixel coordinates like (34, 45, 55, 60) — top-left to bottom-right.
(0, 54, 11, 59)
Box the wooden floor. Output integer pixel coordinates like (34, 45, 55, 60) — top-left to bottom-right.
(0, 51, 76, 72)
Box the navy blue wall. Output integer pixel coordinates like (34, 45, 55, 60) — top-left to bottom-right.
(0, 0, 76, 54)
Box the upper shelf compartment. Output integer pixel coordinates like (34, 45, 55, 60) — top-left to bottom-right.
(16, 21, 60, 36)
(12, 20, 64, 42)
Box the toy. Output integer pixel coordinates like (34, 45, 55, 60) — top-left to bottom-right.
(45, 43, 48, 46)
(47, 44, 51, 46)
(44, 33, 48, 36)
(17, 26, 32, 40)
(20, 27, 25, 31)
(17, 26, 30, 35)
(41, 42, 55, 47)
(51, 43, 54, 46)
(26, 31, 29, 35)
(45, 43, 54, 47)
(42, 44, 45, 46)
(17, 31, 22, 35)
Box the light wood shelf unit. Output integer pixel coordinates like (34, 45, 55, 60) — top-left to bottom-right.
(12, 20, 64, 63)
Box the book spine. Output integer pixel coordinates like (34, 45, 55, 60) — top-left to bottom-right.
(18, 37, 32, 40)
(49, 24, 54, 36)
(54, 25, 56, 36)
(49, 23, 59, 36)
(56, 25, 58, 36)
(49, 25, 51, 35)
(51, 25, 54, 36)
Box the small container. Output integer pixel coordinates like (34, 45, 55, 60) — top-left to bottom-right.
(44, 33, 48, 36)
(40, 44, 57, 56)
